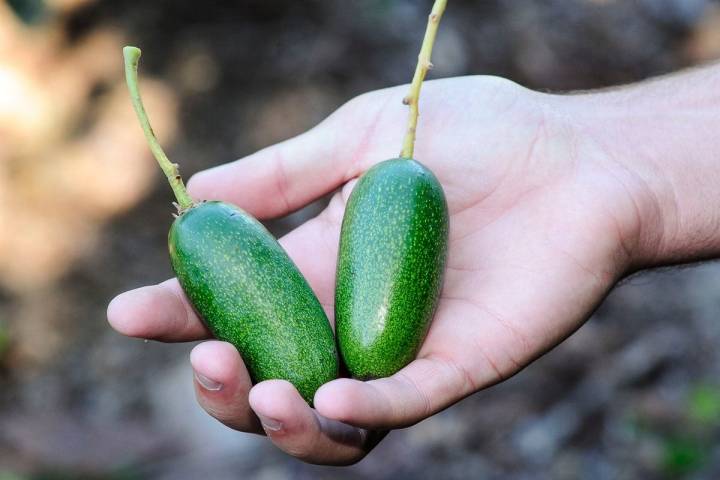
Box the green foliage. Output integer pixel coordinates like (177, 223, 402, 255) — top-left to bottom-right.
(688, 384, 720, 424)
(658, 383, 720, 476)
(626, 382, 720, 477)
(661, 437, 707, 477)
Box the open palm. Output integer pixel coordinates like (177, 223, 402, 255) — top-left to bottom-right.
(108, 76, 648, 464)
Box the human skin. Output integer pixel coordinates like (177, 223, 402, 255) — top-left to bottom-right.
(107, 65, 720, 465)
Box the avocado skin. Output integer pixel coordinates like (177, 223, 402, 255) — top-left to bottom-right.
(335, 158, 449, 379)
(169, 201, 338, 403)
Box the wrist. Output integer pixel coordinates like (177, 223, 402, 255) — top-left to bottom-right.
(559, 66, 720, 270)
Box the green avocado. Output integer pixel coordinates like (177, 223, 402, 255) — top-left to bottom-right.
(335, 158, 449, 379)
(122, 46, 337, 404)
(169, 201, 338, 403)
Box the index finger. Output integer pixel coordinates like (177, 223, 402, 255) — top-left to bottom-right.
(107, 278, 210, 342)
(186, 87, 401, 219)
(106, 199, 341, 343)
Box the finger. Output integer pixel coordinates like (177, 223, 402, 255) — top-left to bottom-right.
(107, 278, 210, 342)
(186, 126, 353, 219)
(186, 89, 400, 220)
(248, 380, 382, 465)
(105, 189, 347, 342)
(190, 341, 263, 433)
(314, 356, 473, 430)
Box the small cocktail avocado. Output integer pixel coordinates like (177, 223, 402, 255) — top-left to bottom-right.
(335, 0, 450, 379)
(123, 46, 338, 403)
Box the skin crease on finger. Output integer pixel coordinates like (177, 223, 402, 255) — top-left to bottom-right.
(108, 60, 720, 463)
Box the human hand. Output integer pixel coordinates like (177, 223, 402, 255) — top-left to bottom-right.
(107, 75, 684, 464)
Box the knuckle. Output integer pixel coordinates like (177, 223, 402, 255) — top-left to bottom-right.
(284, 444, 313, 461)
(201, 402, 260, 433)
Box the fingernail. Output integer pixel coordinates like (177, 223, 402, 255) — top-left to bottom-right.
(194, 371, 223, 391)
(257, 414, 283, 432)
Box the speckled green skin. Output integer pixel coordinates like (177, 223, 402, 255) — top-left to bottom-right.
(169, 201, 338, 403)
(335, 158, 449, 379)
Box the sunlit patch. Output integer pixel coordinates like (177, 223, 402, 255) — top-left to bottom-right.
(0, 6, 178, 292)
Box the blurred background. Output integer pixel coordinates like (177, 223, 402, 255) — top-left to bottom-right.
(1, 0, 720, 478)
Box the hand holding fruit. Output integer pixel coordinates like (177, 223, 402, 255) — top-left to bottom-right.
(108, 71, 660, 463)
(110, 0, 720, 462)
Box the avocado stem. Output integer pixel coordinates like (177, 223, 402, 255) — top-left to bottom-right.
(123, 46, 194, 211)
(400, 0, 447, 160)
